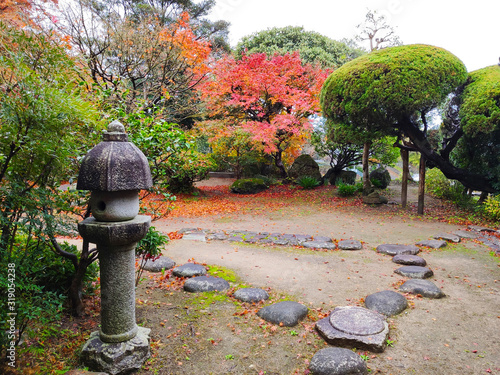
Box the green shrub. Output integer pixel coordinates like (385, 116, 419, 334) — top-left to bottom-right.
(484, 195, 500, 221)
(337, 181, 363, 197)
(296, 175, 321, 189)
(230, 178, 268, 194)
(135, 227, 170, 285)
(425, 168, 452, 198)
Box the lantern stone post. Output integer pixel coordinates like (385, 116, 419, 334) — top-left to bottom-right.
(77, 121, 153, 374)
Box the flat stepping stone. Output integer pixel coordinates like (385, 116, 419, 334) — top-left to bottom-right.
(172, 263, 207, 277)
(399, 279, 445, 298)
(416, 239, 447, 249)
(206, 232, 228, 241)
(182, 231, 206, 241)
(364, 290, 408, 316)
(394, 266, 433, 279)
(233, 288, 269, 303)
(376, 244, 420, 256)
(316, 306, 388, 353)
(468, 225, 496, 232)
(433, 233, 460, 243)
(453, 230, 479, 239)
(338, 240, 362, 250)
(141, 256, 176, 272)
(302, 241, 337, 250)
(309, 347, 368, 375)
(183, 276, 230, 293)
(257, 301, 308, 327)
(313, 236, 332, 242)
(392, 254, 427, 266)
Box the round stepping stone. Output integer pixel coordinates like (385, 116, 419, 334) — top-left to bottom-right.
(394, 266, 433, 279)
(233, 288, 269, 303)
(330, 306, 385, 336)
(364, 290, 408, 316)
(392, 254, 427, 266)
(257, 301, 308, 327)
(376, 244, 420, 256)
(399, 279, 445, 298)
(183, 276, 230, 293)
(416, 239, 447, 249)
(338, 240, 363, 250)
(172, 263, 207, 277)
(309, 347, 368, 375)
(141, 256, 176, 272)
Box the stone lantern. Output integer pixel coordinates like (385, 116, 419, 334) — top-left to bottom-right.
(77, 121, 153, 374)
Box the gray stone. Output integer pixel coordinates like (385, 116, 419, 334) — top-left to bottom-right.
(257, 301, 308, 327)
(178, 227, 201, 234)
(316, 306, 388, 353)
(228, 236, 245, 243)
(303, 241, 337, 250)
(364, 290, 408, 316)
(433, 233, 460, 243)
(468, 225, 496, 232)
(330, 170, 357, 186)
(416, 239, 447, 249)
(362, 192, 388, 205)
(376, 244, 420, 256)
(81, 327, 151, 375)
(394, 266, 434, 279)
(233, 288, 269, 303)
(338, 240, 363, 250)
(309, 347, 368, 375)
(206, 232, 228, 241)
(288, 154, 322, 181)
(453, 230, 479, 239)
(183, 276, 230, 293)
(313, 236, 333, 242)
(172, 263, 207, 277)
(392, 254, 427, 266)
(399, 279, 445, 298)
(182, 232, 207, 241)
(369, 167, 391, 189)
(141, 256, 175, 272)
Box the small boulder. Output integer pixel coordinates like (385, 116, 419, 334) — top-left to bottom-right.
(416, 239, 447, 249)
(257, 301, 308, 327)
(233, 288, 269, 303)
(399, 279, 445, 298)
(230, 178, 268, 194)
(394, 266, 433, 279)
(362, 191, 388, 205)
(453, 230, 479, 239)
(141, 256, 176, 272)
(172, 263, 207, 277)
(376, 244, 420, 256)
(369, 168, 391, 189)
(392, 254, 427, 266)
(329, 170, 357, 186)
(309, 347, 368, 375)
(364, 290, 408, 316)
(433, 233, 460, 243)
(338, 240, 363, 250)
(288, 154, 322, 181)
(183, 276, 230, 293)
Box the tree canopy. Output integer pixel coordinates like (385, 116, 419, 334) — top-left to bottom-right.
(235, 26, 363, 68)
(321, 43, 499, 192)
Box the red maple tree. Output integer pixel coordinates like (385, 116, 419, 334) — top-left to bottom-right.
(199, 52, 329, 177)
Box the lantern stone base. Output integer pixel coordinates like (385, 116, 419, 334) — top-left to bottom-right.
(81, 327, 151, 375)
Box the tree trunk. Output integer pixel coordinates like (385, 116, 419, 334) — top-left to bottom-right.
(362, 141, 372, 195)
(274, 150, 288, 179)
(401, 149, 409, 209)
(417, 153, 426, 215)
(69, 261, 89, 317)
(478, 191, 489, 204)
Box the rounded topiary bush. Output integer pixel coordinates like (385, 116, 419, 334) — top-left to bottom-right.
(230, 178, 268, 194)
(370, 168, 391, 189)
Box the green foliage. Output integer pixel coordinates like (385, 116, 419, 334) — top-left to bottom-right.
(483, 195, 500, 221)
(230, 178, 268, 194)
(296, 176, 321, 190)
(135, 227, 169, 285)
(235, 26, 363, 68)
(321, 44, 468, 135)
(337, 181, 363, 197)
(425, 168, 452, 198)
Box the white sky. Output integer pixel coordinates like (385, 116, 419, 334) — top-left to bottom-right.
(208, 0, 499, 72)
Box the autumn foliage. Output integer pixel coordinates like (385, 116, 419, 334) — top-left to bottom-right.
(198, 52, 330, 177)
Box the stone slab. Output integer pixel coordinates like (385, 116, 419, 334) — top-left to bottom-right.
(316, 306, 388, 353)
(376, 244, 420, 256)
(338, 240, 363, 250)
(416, 239, 447, 249)
(468, 225, 496, 232)
(302, 241, 337, 250)
(394, 266, 434, 279)
(172, 263, 207, 277)
(182, 232, 207, 242)
(309, 347, 368, 375)
(183, 276, 230, 293)
(257, 301, 308, 327)
(233, 288, 269, 303)
(141, 256, 175, 272)
(206, 232, 228, 241)
(433, 233, 460, 243)
(364, 290, 408, 316)
(392, 254, 427, 266)
(399, 279, 445, 298)
(453, 230, 479, 239)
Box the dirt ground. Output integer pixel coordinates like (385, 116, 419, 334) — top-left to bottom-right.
(135, 179, 500, 375)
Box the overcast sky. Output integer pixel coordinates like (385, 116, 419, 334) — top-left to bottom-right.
(208, 0, 498, 72)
